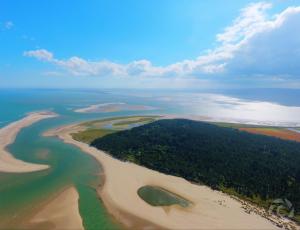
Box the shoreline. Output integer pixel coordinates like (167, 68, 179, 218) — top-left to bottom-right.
(0, 111, 57, 173)
(46, 123, 286, 229)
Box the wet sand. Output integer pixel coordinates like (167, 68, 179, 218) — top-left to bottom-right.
(29, 186, 84, 230)
(0, 111, 57, 173)
(45, 124, 282, 230)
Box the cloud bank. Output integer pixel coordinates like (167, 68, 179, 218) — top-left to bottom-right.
(24, 2, 300, 87)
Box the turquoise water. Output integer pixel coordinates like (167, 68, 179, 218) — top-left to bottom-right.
(0, 88, 299, 229)
(0, 89, 168, 229)
(0, 89, 170, 128)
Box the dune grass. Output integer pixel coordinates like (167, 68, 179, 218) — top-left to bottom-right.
(72, 116, 160, 144)
(71, 129, 116, 144)
(82, 115, 159, 128)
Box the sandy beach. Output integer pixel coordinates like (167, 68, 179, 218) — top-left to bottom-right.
(45, 124, 287, 230)
(29, 186, 84, 230)
(0, 111, 57, 173)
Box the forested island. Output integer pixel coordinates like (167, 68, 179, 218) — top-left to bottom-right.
(91, 119, 300, 221)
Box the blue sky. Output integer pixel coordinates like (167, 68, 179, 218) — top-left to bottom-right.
(0, 0, 300, 88)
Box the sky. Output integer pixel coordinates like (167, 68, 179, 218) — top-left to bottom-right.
(0, 0, 300, 89)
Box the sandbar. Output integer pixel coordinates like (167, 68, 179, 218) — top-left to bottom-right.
(29, 186, 84, 230)
(74, 102, 155, 113)
(0, 111, 57, 173)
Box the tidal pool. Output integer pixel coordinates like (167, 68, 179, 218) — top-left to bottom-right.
(137, 186, 191, 208)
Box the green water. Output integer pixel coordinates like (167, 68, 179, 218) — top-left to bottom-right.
(1, 89, 298, 228)
(137, 186, 191, 208)
(0, 118, 120, 229)
(0, 89, 169, 229)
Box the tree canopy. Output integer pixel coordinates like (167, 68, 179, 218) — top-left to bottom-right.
(91, 119, 300, 218)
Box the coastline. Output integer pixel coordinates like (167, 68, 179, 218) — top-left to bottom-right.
(46, 123, 283, 229)
(0, 111, 57, 173)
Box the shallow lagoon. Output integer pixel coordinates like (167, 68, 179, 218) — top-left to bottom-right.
(0, 90, 164, 229)
(138, 186, 191, 208)
(0, 118, 120, 229)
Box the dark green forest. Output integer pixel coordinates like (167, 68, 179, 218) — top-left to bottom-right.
(91, 119, 300, 219)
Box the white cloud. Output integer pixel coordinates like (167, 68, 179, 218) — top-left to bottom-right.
(166, 2, 300, 78)
(227, 6, 300, 75)
(24, 49, 54, 61)
(23, 50, 166, 77)
(127, 60, 157, 75)
(23, 2, 300, 87)
(216, 2, 272, 44)
(54, 57, 124, 76)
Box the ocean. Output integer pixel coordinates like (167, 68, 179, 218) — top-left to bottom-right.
(0, 88, 299, 229)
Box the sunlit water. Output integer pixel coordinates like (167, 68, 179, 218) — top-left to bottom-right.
(0, 88, 299, 229)
(120, 88, 300, 126)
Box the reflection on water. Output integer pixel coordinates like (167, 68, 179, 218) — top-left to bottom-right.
(158, 93, 300, 126)
(1, 89, 299, 128)
(0, 88, 299, 228)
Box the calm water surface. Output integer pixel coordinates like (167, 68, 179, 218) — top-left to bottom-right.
(0, 88, 299, 229)
(0, 89, 166, 229)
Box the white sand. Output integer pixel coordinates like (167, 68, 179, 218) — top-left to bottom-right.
(30, 187, 84, 230)
(45, 124, 283, 230)
(0, 111, 57, 173)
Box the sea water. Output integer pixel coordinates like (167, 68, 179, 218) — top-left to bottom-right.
(0, 88, 299, 229)
(0, 89, 167, 229)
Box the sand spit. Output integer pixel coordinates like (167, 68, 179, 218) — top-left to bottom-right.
(0, 111, 57, 173)
(43, 124, 293, 230)
(29, 186, 84, 230)
(74, 103, 125, 113)
(74, 102, 155, 113)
